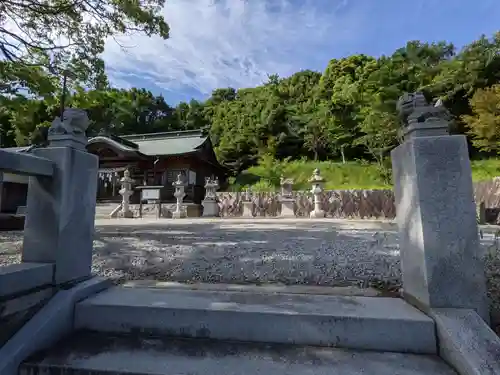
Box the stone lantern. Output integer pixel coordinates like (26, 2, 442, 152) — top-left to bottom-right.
(241, 187, 253, 218)
(309, 168, 325, 218)
(119, 169, 134, 218)
(172, 173, 187, 219)
(202, 176, 220, 217)
(280, 176, 295, 218)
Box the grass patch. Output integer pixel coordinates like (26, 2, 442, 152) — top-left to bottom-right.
(227, 158, 500, 192)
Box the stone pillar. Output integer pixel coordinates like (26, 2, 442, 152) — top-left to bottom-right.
(119, 169, 134, 218)
(202, 176, 220, 217)
(241, 188, 253, 218)
(309, 169, 325, 218)
(392, 92, 489, 323)
(0, 171, 3, 213)
(280, 176, 295, 218)
(22, 109, 98, 284)
(172, 173, 187, 219)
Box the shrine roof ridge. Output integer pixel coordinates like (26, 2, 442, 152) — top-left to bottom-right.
(121, 129, 206, 141)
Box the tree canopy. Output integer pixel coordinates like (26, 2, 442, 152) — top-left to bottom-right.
(0, 0, 169, 97)
(1, 30, 500, 175)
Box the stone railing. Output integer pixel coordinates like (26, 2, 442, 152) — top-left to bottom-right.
(0, 147, 58, 299)
(216, 189, 396, 219)
(0, 109, 98, 345)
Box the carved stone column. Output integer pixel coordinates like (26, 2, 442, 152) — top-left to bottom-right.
(309, 169, 325, 218)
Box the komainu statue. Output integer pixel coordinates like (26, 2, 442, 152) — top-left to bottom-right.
(49, 108, 90, 136)
(396, 92, 450, 128)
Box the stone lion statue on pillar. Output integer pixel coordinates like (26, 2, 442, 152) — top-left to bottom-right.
(396, 92, 450, 127)
(49, 108, 90, 136)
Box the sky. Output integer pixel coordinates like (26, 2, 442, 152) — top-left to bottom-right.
(102, 0, 500, 105)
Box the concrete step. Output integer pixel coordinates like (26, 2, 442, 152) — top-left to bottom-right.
(75, 286, 436, 354)
(19, 331, 457, 375)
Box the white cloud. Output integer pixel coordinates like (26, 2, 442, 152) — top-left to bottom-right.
(102, 0, 366, 97)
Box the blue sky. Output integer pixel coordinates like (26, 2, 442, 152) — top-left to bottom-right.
(102, 0, 500, 105)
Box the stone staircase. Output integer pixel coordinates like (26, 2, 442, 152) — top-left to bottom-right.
(17, 284, 458, 375)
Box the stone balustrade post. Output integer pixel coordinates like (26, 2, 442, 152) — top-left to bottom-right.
(392, 92, 489, 322)
(309, 169, 325, 218)
(22, 109, 98, 285)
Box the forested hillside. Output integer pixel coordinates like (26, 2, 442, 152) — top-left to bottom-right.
(1, 32, 500, 185)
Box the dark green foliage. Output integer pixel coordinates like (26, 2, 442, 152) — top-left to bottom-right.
(2, 31, 500, 179)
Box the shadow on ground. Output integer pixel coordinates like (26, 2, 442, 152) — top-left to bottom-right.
(91, 221, 402, 293)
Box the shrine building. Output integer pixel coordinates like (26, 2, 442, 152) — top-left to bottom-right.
(0, 129, 228, 214)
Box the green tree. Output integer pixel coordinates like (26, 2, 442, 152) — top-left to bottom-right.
(0, 0, 170, 94)
(462, 84, 500, 154)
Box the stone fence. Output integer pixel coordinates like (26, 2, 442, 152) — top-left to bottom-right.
(216, 179, 500, 220)
(216, 189, 396, 219)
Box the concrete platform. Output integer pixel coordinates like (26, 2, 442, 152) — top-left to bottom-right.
(75, 286, 436, 354)
(19, 331, 457, 375)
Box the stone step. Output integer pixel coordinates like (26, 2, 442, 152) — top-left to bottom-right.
(120, 280, 388, 297)
(19, 331, 456, 375)
(75, 286, 436, 354)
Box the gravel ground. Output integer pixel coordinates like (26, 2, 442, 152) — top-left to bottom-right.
(2, 218, 500, 312)
(90, 220, 403, 291)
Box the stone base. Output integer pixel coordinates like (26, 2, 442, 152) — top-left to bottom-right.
(310, 209, 325, 218)
(135, 203, 201, 218)
(47, 133, 87, 151)
(242, 202, 253, 218)
(172, 210, 187, 219)
(280, 199, 295, 218)
(202, 200, 219, 217)
(119, 210, 134, 218)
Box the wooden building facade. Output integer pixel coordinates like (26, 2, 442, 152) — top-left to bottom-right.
(86, 129, 227, 204)
(0, 129, 228, 213)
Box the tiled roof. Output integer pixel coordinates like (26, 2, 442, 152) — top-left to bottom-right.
(2, 130, 210, 157)
(122, 130, 208, 156)
(88, 136, 138, 153)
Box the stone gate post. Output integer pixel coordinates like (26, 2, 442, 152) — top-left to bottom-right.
(22, 109, 98, 285)
(391, 92, 489, 323)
